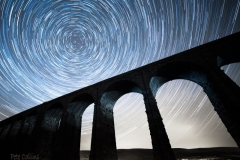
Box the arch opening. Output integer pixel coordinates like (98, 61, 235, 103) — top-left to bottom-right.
(149, 62, 240, 149)
(95, 80, 145, 159)
(155, 79, 237, 148)
(113, 93, 153, 150)
(80, 104, 94, 151)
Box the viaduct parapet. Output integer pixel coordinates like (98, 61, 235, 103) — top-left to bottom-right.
(0, 32, 240, 160)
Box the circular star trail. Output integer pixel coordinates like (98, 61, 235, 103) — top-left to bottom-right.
(0, 0, 240, 149)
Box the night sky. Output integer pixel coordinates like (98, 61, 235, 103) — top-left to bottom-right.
(0, 0, 240, 150)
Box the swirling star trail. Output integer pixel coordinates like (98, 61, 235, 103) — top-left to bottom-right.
(0, 0, 240, 149)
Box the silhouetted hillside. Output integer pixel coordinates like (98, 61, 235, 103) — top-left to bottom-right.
(80, 147, 240, 160)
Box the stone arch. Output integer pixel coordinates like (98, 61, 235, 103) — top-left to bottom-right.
(41, 102, 63, 132)
(0, 121, 13, 157)
(155, 79, 237, 148)
(15, 111, 38, 155)
(36, 102, 64, 159)
(89, 80, 143, 160)
(217, 41, 240, 68)
(0, 123, 6, 136)
(93, 80, 143, 159)
(100, 80, 143, 111)
(9, 116, 23, 137)
(22, 111, 38, 135)
(91, 79, 175, 160)
(66, 93, 95, 150)
(150, 61, 214, 98)
(4, 116, 25, 156)
(0, 122, 12, 158)
(150, 61, 239, 146)
(53, 93, 95, 160)
(66, 93, 95, 128)
(0, 122, 12, 139)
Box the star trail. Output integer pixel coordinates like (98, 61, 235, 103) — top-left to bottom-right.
(0, 0, 240, 149)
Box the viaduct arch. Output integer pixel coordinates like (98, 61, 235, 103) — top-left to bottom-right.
(0, 32, 240, 160)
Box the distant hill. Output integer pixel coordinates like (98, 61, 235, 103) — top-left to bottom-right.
(80, 147, 240, 160)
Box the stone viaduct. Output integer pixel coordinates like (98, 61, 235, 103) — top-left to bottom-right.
(0, 32, 240, 160)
